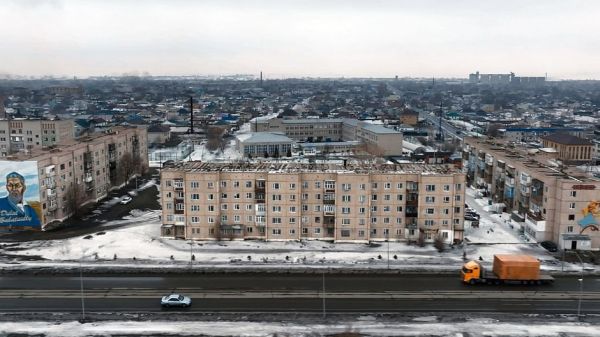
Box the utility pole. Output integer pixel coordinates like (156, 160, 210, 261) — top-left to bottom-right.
(79, 260, 85, 322)
(572, 251, 584, 319)
(322, 271, 326, 318)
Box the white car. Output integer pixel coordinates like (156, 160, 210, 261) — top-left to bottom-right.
(161, 294, 192, 308)
(120, 196, 132, 204)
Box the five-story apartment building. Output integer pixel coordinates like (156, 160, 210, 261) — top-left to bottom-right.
(161, 162, 465, 244)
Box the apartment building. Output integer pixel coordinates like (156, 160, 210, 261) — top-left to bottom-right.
(0, 126, 147, 231)
(463, 137, 600, 250)
(160, 162, 465, 244)
(252, 118, 403, 156)
(0, 118, 75, 157)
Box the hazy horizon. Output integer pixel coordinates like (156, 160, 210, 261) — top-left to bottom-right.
(1, 0, 599, 80)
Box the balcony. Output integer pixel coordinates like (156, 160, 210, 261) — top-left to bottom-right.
(48, 202, 58, 211)
(84, 174, 93, 183)
(174, 180, 184, 191)
(526, 210, 545, 222)
(323, 199, 335, 205)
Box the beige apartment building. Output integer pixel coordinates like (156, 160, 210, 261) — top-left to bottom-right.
(0, 126, 148, 231)
(252, 118, 403, 156)
(0, 118, 75, 157)
(463, 137, 600, 250)
(160, 162, 465, 244)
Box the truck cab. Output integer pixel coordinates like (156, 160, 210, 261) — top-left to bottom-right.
(461, 260, 482, 284)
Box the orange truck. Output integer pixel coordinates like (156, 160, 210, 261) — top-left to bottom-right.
(461, 254, 554, 285)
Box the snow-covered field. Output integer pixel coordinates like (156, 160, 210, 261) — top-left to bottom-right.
(1, 317, 598, 337)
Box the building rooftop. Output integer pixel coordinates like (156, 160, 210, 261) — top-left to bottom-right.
(164, 161, 461, 175)
(464, 137, 600, 183)
(236, 132, 293, 144)
(541, 133, 592, 145)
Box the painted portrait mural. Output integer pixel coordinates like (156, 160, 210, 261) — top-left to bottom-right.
(0, 161, 42, 230)
(578, 200, 600, 233)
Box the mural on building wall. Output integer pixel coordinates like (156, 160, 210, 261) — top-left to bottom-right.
(0, 161, 42, 230)
(578, 200, 600, 234)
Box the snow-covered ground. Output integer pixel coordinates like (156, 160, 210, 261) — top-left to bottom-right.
(1, 317, 598, 337)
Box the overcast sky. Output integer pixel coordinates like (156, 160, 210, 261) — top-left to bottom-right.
(1, 0, 598, 79)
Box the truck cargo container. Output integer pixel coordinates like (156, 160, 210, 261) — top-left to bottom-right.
(461, 254, 554, 285)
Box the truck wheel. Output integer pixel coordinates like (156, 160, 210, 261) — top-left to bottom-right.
(469, 279, 476, 285)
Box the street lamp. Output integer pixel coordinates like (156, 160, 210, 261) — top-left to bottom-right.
(79, 258, 86, 322)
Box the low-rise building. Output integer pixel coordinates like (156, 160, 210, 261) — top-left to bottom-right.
(235, 132, 294, 158)
(540, 133, 593, 164)
(0, 126, 148, 231)
(252, 118, 403, 156)
(160, 162, 465, 244)
(463, 137, 600, 250)
(0, 118, 75, 157)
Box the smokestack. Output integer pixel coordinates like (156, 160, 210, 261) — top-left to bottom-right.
(0, 95, 5, 119)
(189, 96, 194, 134)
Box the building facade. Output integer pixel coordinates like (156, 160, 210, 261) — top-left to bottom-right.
(252, 118, 403, 156)
(235, 132, 294, 158)
(160, 162, 465, 244)
(0, 126, 148, 231)
(463, 137, 600, 250)
(540, 133, 593, 164)
(0, 118, 75, 157)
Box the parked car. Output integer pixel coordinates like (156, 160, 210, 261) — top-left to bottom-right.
(464, 215, 479, 221)
(161, 294, 192, 308)
(465, 211, 480, 219)
(540, 240, 558, 252)
(120, 196, 133, 204)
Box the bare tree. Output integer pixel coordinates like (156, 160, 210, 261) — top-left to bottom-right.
(434, 234, 446, 252)
(65, 183, 87, 219)
(206, 126, 226, 152)
(117, 152, 135, 185)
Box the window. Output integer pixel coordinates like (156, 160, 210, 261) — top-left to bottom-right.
(315, 193, 321, 200)
(570, 191, 577, 197)
(455, 195, 461, 201)
(325, 181, 335, 189)
(234, 193, 240, 199)
(371, 217, 377, 224)
(371, 182, 378, 189)
(272, 228, 282, 235)
(207, 182, 214, 189)
(314, 205, 321, 212)
(221, 193, 227, 199)
(315, 216, 321, 223)
(190, 181, 199, 188)
(233, 181, 240, 188)
(396, 206, 403, 212)
(359, 184, 366, 190)
(302, 193, 309, 200)
(289, 228, 296, 234)
(302, 227, 309, 234)
(234, 204, 240, 210)
(358, 230, 365, 237)
(443, 196, 450, 203)
(272, 194, 282, 201)
(272, 206, 282, 212)
(425, 184, 436, 192)
(342, 207, 350, 214)
(245, 181, 252, 188)
(208, 194, 214, 200)
(454, 207, 461, 214)
(384, 182, 391, 189)
(234, 215, 241, 223)
(359, 195, 366, 202)
(221, 204, 228, 210)
(425, 219, 434, 226)
(314, 228, 321, 234)
(425, 196, 435, 203)
(315, 181, 321, 188)
(568, 214, 575, 221)
(342, 218, 351, 225)
(272, 183, 280, 189)
(396, 183, 403, 189)
(247, 215, 253, 222)
(303, 181, 309, 188)
(359, 207, 366, 214)
(443, 208, 450, 215)
(371, 228, 377, 235)
(208, 217, 214, 223)
(289, 195, 296, 201)
(272, 217, 282, 224)
(289, 206, 297, 213)
(342, 183, 351, 191)
(567, 226, 574, 233)
(289, 183, 296, 189)
(191, 193, 200, 200)
(220, 181, 227, 188)
(191, 216, 199, 223)
(426, 208, 435, 214)
(371, 206, 378, 212)
(443, 185, 450, 191)
(191, 205, 200, 211)
(246, 192, 253, 199)
(342, 195, 351, 202)
(341, 229, 350, 237)
(455, 183, 462, 190)
(384, 194, 391, 201)
(289, 218, 296, 224)
(302, 204, 308, 211)
(208, 205, 215, 212)
(176, 203, 184, 211)
(371, 194, 378, 201)
(397, 194, 403, 201)
(396, 218, 402, 224)
(383, 206, 390, 212)
(383, 217, 390, 224)
(569, 202, 575, 209)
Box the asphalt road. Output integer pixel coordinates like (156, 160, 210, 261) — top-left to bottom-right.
(1, 274, 599, 314)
